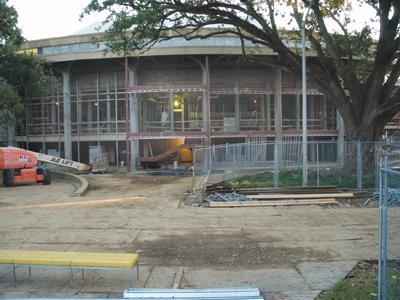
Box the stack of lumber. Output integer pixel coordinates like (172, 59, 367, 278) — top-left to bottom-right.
(204, 183, 355, 208)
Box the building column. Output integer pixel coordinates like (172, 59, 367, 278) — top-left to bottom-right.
(76, 79, 81, 162)
(42, 99, 46, 153)
(266, 94, 271, 131)
(321, 96, 327, 129)
(4, 123, 15, 146)
(106, 76, 111, 132)
(129, 66, 139, 171)
(51, 101, 57, 134)
(235, 78, 240, 131)
(169, 91, 174, 131)
(337, 110, 345, 164)
(88, 99, 93, 128)
(274, 68, 283, 168)
(202, 56, 210, 137)
(260, 95, 266, 130)
(62, 69, 72, 159)
(296, 94, 301, 130)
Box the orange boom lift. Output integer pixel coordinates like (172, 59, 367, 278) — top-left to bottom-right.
(0, 147, 91, 187)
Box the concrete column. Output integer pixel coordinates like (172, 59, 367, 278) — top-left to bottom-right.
(106, 77, 111, 132)
(202, 56, 210, 136)
(7, 124, 15, 146)
(129, 66, 139, 171)
(337, 110, 345, 164)
(321, 96, 327, 129)
(202, 92, 208, 132)
(274, 68, 283, 168)
(202, 57, 211, 132)
(88, 99, 93, 126)
(41, 99, 45, 153)
(235, 80, 240, 131)
(51, 102, 57, 134)
(260, 95, 266, 130)
(96, 72, 100, 148)
(169, 91, 174, 131)
(310, 95, 316, 131)
(2, 123, 16, 146)
(296, 94, 301, 130)
(62, 69, 72, 159)
(266, 95, 271, 131)
(76, 78, 81, 162)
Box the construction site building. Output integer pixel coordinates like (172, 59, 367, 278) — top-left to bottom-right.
(14, 31, 345, 169)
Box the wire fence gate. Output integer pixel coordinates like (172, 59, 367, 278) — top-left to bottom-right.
(378, 146, 400, 300)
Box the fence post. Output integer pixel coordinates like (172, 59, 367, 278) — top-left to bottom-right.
(274, 142, 279, 187)
(357, 140, 362, 190)
(375, 143, 380, 193)
(378, 154, 388, 300)
(192, 147, 196, 191)
(316, 142, 320, 187)
(234, 144, 237, 178)
(224, 143, 228, 180)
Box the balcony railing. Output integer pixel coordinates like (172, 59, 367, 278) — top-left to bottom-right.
(17, 117, 337, 137)
(141, 120, 203, 132)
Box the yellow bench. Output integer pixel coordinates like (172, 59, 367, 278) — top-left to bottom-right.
(0, 250, 139, 287)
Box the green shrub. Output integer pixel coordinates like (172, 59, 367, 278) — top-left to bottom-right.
(318, 279, 376, 300)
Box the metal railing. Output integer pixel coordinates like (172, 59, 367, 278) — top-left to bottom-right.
(141, 120, 203, 132)
(209, 117, 336, 132)
(192, 140, 391, 191)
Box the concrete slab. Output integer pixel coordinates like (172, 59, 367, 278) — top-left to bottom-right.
(279, 290, 321, 300)
(297, 260, 357, 290)
(183, 267, 309, 294)
(0, 175, 382, 298)
(144, 266, 178, 288)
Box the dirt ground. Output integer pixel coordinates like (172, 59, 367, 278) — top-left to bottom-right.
(0, 173, 385, 299)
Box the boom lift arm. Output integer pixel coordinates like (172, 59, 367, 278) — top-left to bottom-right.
(36, 152, 91, 171)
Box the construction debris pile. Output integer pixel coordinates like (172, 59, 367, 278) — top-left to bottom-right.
(204, 182, 356, 208)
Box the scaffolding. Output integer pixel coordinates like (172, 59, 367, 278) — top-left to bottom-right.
(15, 56, 340, 167)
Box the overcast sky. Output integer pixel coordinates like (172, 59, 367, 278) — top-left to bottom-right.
(9, 0, 377, 41)
(8, 0, 105, 40)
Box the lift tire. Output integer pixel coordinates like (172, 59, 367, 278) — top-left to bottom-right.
(42, 169, 51, 185)
(3, 169, 14, 187)
(37, 168, 51, 185)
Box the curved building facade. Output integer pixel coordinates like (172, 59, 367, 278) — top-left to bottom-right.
(17, 31, 343, 169)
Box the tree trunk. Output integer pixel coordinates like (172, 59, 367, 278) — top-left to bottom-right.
(331, 93, 389, 177)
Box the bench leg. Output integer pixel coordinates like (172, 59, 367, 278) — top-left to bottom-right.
(12, 265, 16, 287)
(69, 267, 73, 287)
(28, 266, 31, 278)
(137, 262, 139, 280)
(129, 269, 133, 288)
(81, 268, 84, 280)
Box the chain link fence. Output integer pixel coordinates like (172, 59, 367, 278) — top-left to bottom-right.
(192, 140, 396, 191)
(378, 148, 400, 300)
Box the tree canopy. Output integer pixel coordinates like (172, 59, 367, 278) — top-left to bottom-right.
(0, 0, 55, 128)
(83, 0, 400, 141)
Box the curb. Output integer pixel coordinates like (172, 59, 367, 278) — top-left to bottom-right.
(51, 170, 89, 196)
